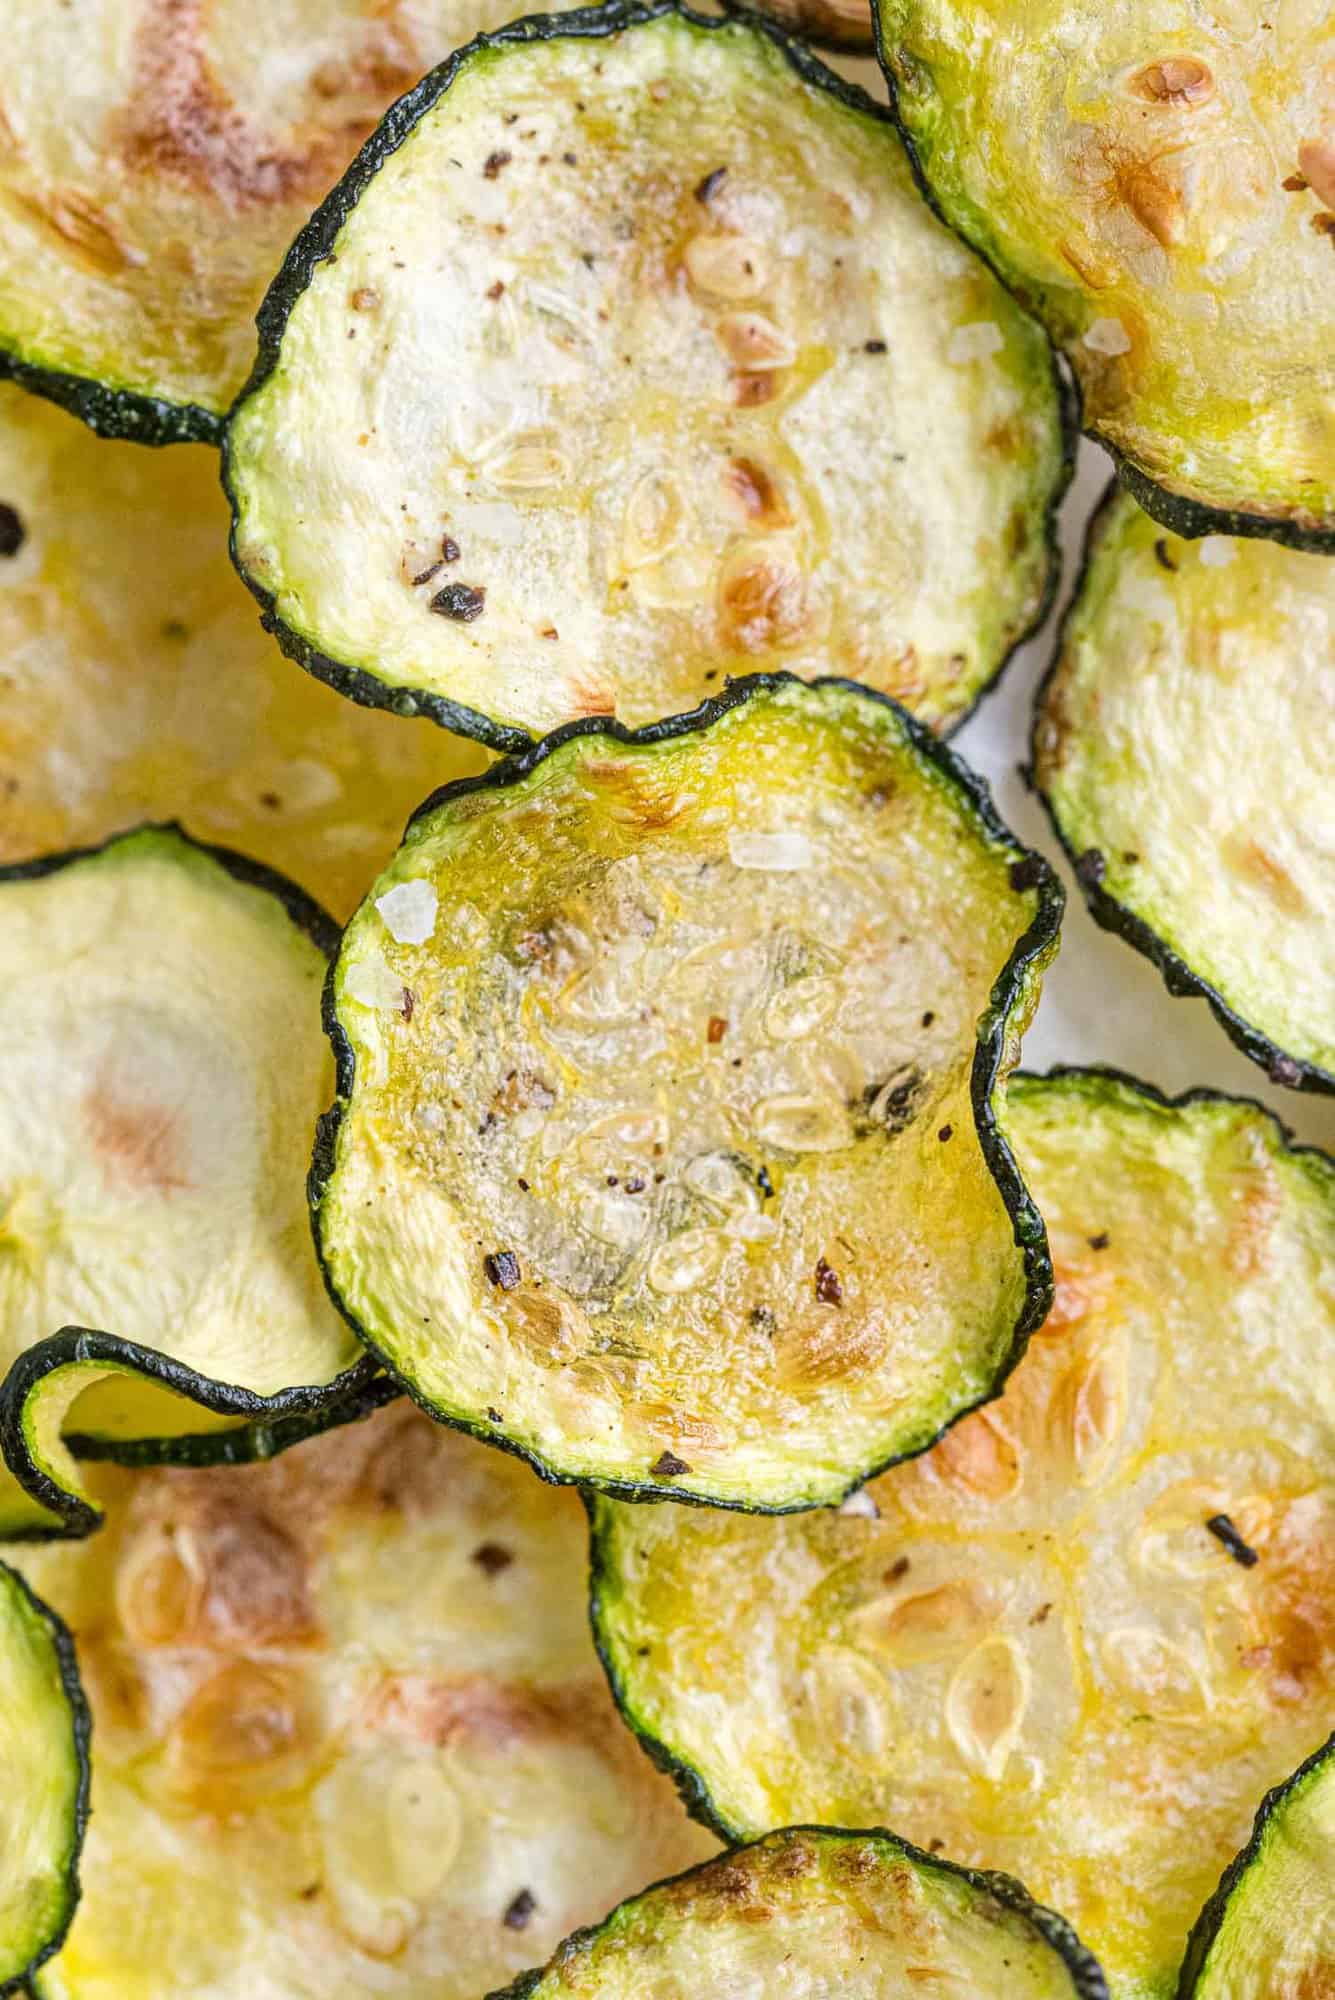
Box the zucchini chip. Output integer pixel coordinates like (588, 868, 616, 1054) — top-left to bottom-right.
(488, 1826, 1108, 2000)
(0, 1562, 88, 1993)
(876, 1, 1335, 549)
(11, 1399, 713, 2000)
(1034, 490, 1334, 1094)
(225, 3, 1070, 745)
(1179, 1734, 1335, 2000)
(591, 1069, 1335, 1995)
(0, 0, 592, 443)
(0, 385, 485, 923)
(314, 676, 1060, 1513)
(0, 825, 369, 1538)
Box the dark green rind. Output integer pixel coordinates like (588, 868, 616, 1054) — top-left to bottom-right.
(482, 1827, 1110, 2000)
(0, 822, 383, 1540)
(222, 0, 1075, 750)
(870, 13, 1335, 557)
(1031, 485, 1335, 1097)
(587, 1064, 1335, 1848)
(1175, 1732, 1335, 2000)
(0, 1563, 91, 1998)
(310, 671, 1063, 1515)
(0, 350, 221, 451)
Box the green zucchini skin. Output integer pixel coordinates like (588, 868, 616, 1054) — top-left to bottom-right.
(0, 351, 221, 452)
(0, 823, 383, 1539)
(1176, 1732, 1335, 2000)
(1030, 486, 1333, 1097)
(0, 1562, 90, 1998)
(484, 1827, 1110, 2000)
(222, 0, 1074, 750)
(309, 672, 1063, 1514)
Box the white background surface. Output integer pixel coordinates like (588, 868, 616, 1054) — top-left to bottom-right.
(835, 49, 1335, 1161)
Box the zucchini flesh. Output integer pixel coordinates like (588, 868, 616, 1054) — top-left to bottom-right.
(0, 826, 366, 1537)
(489, 1826, 1109, 2000)
(876, 0, 1335, 548)
(0, 385, 485, 923)
(591, 1069, 1335, 1995)
(11, 1399, 712, 2000)
(1034, 489, 1334, 1092)
(226, 4, 1069, 744)
(314, 677, 1060, 1512)
(1179, 1734, 1335, 2000)
(0, 0, 588, 440)
(0, 1562, 88, 1992)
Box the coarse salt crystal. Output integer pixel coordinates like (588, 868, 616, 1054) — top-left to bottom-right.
(1083, 317, 1132, 357)
(947, 321, 1004, 364)
(728, 829, 816, 871)
(376, 879, 438, 945)
(839, 1488, 881, 1519)
(1198, 536, 1236, 568)
(345, 954, 409, 1012)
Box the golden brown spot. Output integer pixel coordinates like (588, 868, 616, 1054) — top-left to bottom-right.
(1252, 1494, 1335, 1704)
(584, 760, 690, 831)
(1299, 138, 1335, 213)
(717, 550, 811, 652)
(1115, 157, 1185, 248)
(168, 1661, 313, 1796)
(10, 188, 146, 276)
(1058, 237, 1118, 288)
(776, 1310, 886, 1387)
(1037, 1261, 1113, 1338)
(1282, 1963, 1335, 2000)
(354, 1403, 456, 1520)
(724, 459, 791, 529)
(564, 675, 617, 719)
(83, 1083, 188, 1193)
(484, 1069, 556, 1127)
(732, 371, 778, 407)
(1225, 836, 1310, 919)
(858, 1580, 991, 1665)
(716, 313, 792, 370)
(350, 286, 380, 312)
(1132, 58, 1214, 106)
(929, 1409, 1021, 1503)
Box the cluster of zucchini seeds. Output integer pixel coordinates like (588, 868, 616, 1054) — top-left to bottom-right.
(0, 2, 1329, 1999)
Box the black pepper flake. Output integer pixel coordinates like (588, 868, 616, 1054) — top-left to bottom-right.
(814, 1258, 843, 1306)
(411, 559, 445, 587)
(1075, 847, 1106, 889)
(484, 150, 512, 178)
(863, 338, 887, 354)
(0, 503, 25, 558)
(921, 1010, 935, 1028)
(1029, 1601, 1053, 1626)
(885, 1555, 910, 1582)
(707, 1015, 728, 1044)
(484, 1250, 522, 1290)
(1269, 1053, 1303, 1088)
(472, 1541, 514, 1576)
(1206, 1514, 1259, 1568)
(694, 165, 727, 203)
(399, 987, 416, 1022)
(750, 1305, 776, 1336)
(431, 582, 487, 621)
(441, 535, 461, 563)
(937, 1125, 953, 1143)
(486, 1407, 504, 1423)
(517, 1177, 530, 1191)
(1087, 1231, 1110, 1251)
(486, 279, 505, 300)
(562, 150, 578, 166)
(756, 1164, 774, 1200)
(650, 1450, 692, 1479)
(1154, 538, 1179, 573)
(503, 1890, 536, 1930)
(1007, 854, 1044, 893)
(624, 1175, 646, 1194)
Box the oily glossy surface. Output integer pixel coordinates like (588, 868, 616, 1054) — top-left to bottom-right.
(877, 0, 1335, 543)
(592, 1071, 1335, 1997)
(0, 1563, 85, 1989)
(228, 7, 1067, 741)
(316, 679, 1056, 1510)
(12, 1401, 712, 2000)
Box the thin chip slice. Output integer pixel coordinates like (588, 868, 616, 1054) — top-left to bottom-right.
(225, 4, 1069, 744)
(0, 825, 369, 1537)
(0, 385, 485, 923)
(488, 1826, 1109, 2000)
(591, 1069, 1335, 1996)
(1034, 489, 1334, 1093)
(313, 676, 1061, 1513)
(0, 0, 586, 442)
(876, 0, 1335, 548)
(1179, 1734, 1335, 2000)
(0, 1562, 88, 1991)
(10, 1398, 712, 2000)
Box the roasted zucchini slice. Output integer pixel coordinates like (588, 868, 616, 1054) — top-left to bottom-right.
(0, 825, 369, 1538)
(876, 1, 1335, 549)
(314, 675, 1060, 1513)
(1179, 1733, 1335, 2000)
(225, 3, 1070, 745)
(488, 1826, 1109, 2000)
(11, 1397, 712, 2000)
(0, 1561, 88, 1993)
(0, 0, 593, 443)
(591, 1069, 1335, 1996)
(0, 385, 485, 923)
(1034, 489, 1334, 1094)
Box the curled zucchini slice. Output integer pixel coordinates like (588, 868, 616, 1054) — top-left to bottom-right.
(1034, 489, 1334, 1094)
(0, 1562, 88, 1993)
(0, 825, 369, 1538)
(1179, 1733, 1335, 2000)
(0, 0, 590, 443)
(11, 1398, 712, 2000)
(876, 1, 1335, 549)
(591, 1069, 1335, 1995)
(226, 2, 1069, 745)
(489, 1826, 1108, 2000)
(314, 676, 1060, 1513)
(0, 385, 485, 923)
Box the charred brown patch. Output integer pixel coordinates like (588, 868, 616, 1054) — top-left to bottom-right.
(732, 370, 778, 407)
(1247, 1494, 1335, 1706)
(83, 1083, 188, 1193)
(724, 458, 791, 529)
(10, 188, 146, 276)
(1131, 58, 1214, 107)
(584, 760, 689, 830)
